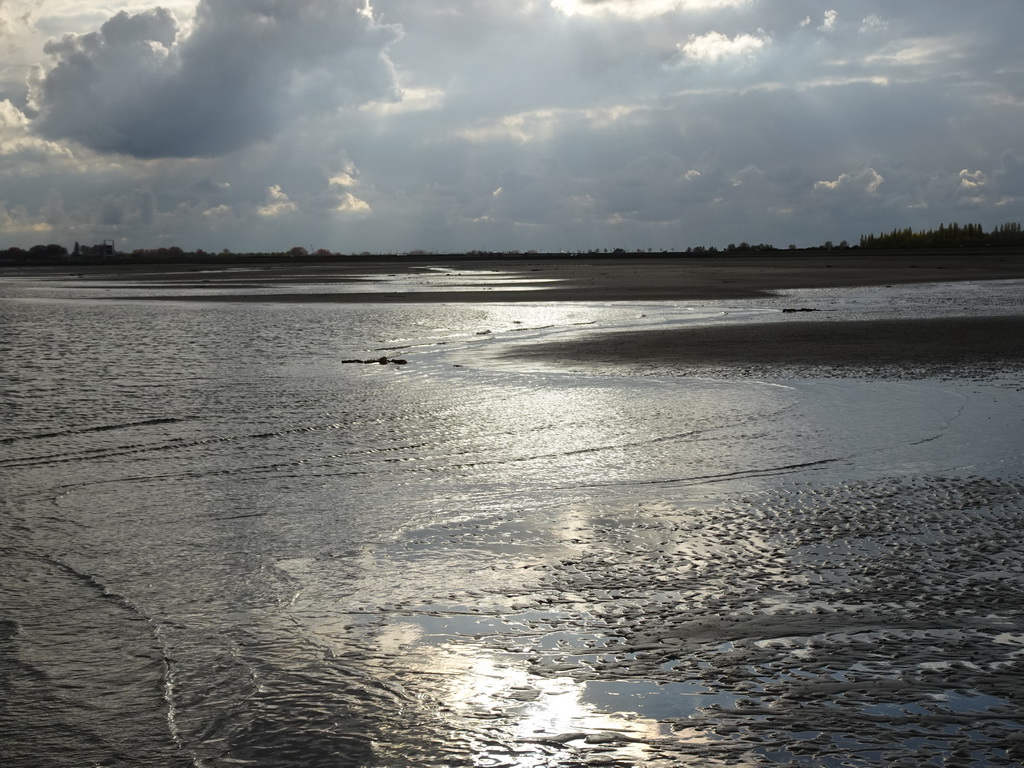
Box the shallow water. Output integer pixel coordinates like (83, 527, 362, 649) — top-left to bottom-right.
(2, 272, 1023, 767)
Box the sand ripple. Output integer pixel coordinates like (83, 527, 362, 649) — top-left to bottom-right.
(500, 474, 1024, 765)
(353, 474, 1024, 765)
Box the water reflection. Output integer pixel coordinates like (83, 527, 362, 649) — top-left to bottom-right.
(371, 612, 683, 765)
(7, 272, 1024, 767)
(7, 266, 566, 301)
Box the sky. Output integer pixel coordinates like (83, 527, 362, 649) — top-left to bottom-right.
(1, 0, 1023, 254)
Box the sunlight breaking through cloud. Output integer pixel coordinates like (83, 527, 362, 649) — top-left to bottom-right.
(1, 1, 1022, 252)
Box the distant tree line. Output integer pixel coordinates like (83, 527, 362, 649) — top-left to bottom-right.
(723, 242, 779, 253)
(0, 243, 70, 260)
(859, 221, 1024, 249)
(4, 222, 1024, 264)
(0, 243, 336, 263)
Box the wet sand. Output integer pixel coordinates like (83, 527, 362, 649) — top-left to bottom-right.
(503, 315, 1024, 377)
(10, 248, 1024, 304)
(13, 251, 1024, 375)
(6, 251, 1024, 765)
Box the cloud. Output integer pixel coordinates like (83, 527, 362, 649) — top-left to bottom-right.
(325, 163, 372, 213)
(96, 188, 158, 227)
(951, 169, 997, 207)
(551, 0, 752, 19)
(731, 164, 767, 188)
(258, 184, 297, 217)
(0, 98, 28, 130)
(814, 168, 884, 196)
(202, 204, 232, 220)
(0, 0, 22, 40)
(0, 98, 77, 175)
(859, 15, 887, 35)
(0, 201, 53, 234)
(334, 192, 371, 214)
(4, 1, 1024, 253)
(993, 150, 1024, 200)
(329, 164, 360, 188)
(486, 159, 574, 227)
(29, 0, 402, 158)
(679, 31, 769, 62)
(959, 169, 986, 191)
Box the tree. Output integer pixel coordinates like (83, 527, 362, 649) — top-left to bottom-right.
(859, 221, 1024, 249)
(28, 243, 68, 259)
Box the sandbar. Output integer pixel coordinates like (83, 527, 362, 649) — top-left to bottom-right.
(503, 315, 1024, 375)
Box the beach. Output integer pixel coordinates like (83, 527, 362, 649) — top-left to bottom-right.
(3, 251, 1024, 767)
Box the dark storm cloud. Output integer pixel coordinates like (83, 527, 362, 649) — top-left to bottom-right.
(29, 0, 401, 158)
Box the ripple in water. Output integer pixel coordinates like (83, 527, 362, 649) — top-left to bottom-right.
(2, 275, 1024, 766)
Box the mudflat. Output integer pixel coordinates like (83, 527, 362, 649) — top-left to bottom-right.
(5, 250, 1024, 766)
(10, 248, 1024, 372)
(9, 248, 1024, 302)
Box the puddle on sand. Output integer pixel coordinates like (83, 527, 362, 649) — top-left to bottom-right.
(367, 607, 741, 765)
(582, 679, 740, 719)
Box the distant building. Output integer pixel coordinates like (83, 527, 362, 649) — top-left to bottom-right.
(81, 240, 116, 257)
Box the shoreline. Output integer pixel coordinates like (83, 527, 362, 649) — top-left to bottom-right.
(7, 250, 1024, 374)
